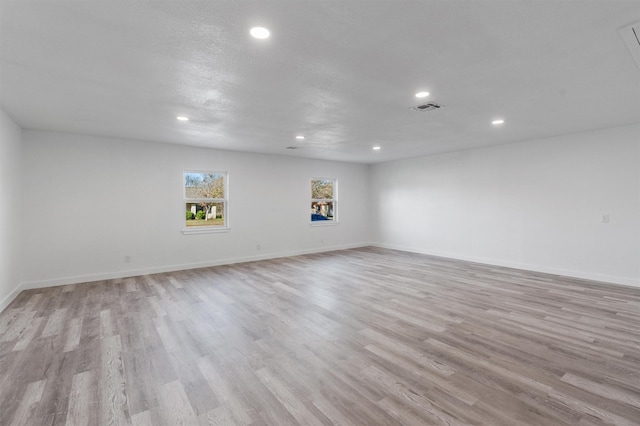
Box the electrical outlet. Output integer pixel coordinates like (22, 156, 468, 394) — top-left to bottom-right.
(256, 243, 261, 251)
(602, 214, 610, 224)
(124, 255, 131, 263)
(320, 238, 325, 244)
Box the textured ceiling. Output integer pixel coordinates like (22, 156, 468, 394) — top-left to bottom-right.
(1, 0, 639, 163)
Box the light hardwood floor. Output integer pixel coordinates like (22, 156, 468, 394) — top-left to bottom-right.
(1, 247, 639, 425)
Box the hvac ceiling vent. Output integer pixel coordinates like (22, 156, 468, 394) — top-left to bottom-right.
(285, 146, 298, 150)
(411, 102, 444, 112)
(619, 21, 640, 71)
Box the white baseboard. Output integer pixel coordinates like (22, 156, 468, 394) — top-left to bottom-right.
(0, 284, 23, 313)
(5, 241, 637, 314)
(372, 243, 640, 289)
(17, 242, 373, 292)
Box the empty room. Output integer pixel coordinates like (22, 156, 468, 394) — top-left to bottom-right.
(1, 1, 639, 425)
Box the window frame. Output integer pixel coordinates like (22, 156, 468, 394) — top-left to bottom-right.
(182, 170, 230, 235)
(310, 177, 338, 226)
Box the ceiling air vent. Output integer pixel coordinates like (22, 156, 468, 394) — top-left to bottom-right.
(285, 146, 298, 150)
(411, 102, 443, 112)
(619, 21, 640, 71)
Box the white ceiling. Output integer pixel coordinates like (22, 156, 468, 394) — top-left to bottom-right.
(1, 0, 639, 164)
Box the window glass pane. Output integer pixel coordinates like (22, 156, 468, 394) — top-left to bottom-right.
(185, 202, 225, 227)
(185, 172, 225, 199)
(311, 201, 334, 221)
(311, 179, 333, 199)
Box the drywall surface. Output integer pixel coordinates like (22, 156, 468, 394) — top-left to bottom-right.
(0, 109, 23, 310)
(371, 124, 640, 287)
(21, 131, 371, 287)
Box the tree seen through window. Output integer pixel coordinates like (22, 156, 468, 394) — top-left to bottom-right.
(184, 172, 227, 227)
(311, 178, 336, 222)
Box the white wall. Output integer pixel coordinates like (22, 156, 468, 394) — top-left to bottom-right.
(13, 123, 640, 296)
(371, 124, 640, 287)
(0, 108, 23, 310)
(21, 131, 371, 287)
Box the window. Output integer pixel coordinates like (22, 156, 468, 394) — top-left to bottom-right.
(184, 171, 228, 231)
(311, 178, 337, 223)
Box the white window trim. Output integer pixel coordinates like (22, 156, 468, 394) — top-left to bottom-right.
(182, 227, 230, 235)
(182, 170, 230, 235)
(310, 177, 338, 226)
(310, 221, 339, 227)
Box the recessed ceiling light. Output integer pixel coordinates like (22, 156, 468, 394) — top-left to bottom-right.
(415, 91, 430, 98)
(296, 135, 305, 140)
(250, 27, 270, 39)
(492, 119, 505, 125)
(373, 146, 381, 150)
(176, 116, 189, 121)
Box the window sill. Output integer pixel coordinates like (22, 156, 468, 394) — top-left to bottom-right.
(182, 227, 230, 235)
(310, 221, 339, 227)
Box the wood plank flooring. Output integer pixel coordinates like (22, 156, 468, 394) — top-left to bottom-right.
(1, 247, 639, 425)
